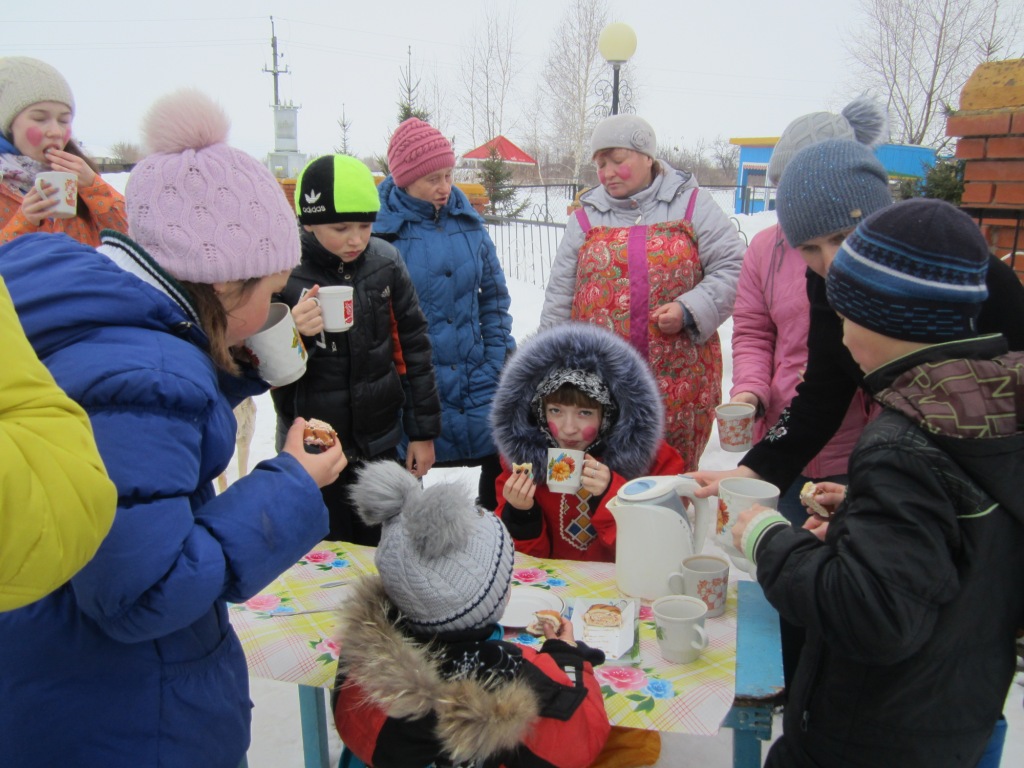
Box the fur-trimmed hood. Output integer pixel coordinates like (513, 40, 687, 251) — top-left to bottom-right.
(334, 576, 539, 764)
(491, 322, 664, 478)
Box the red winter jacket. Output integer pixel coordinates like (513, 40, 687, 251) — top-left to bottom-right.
(332, 577, 611, 768)
(495, 441, 685, 562)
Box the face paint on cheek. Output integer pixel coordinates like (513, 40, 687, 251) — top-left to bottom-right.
(597, 169, 607, 185)
(581, 426, 599, 443)
(616, 165, 633, 180)
(547, 420, 560, 439)
(62, 127, 71, 145)
(25, 126, 44, 147)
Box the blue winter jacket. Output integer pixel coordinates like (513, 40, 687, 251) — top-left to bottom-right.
(375, 178, 515, 463)
(0, 232, 329, 768)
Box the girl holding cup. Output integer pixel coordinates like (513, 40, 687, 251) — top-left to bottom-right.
(0, 56, 127, 245)
(0, 89, 345, 768)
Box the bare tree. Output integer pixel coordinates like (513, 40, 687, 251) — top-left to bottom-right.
(459, 9, 521, 148)
(110, 141, 143, 165)
(539, 0, 611, 183)
(848, 0, 1023, 148)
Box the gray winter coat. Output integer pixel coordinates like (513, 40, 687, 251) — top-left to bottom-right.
(539, 161, 744, 343)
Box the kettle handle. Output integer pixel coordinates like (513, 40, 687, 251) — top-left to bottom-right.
(673, 475, 713, 554)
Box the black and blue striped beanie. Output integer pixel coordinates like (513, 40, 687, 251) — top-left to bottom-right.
(826, 198, 989, 343)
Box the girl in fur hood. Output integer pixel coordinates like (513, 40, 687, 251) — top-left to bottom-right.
(491, 323, 685, 562)
(332, 461, 611, 768)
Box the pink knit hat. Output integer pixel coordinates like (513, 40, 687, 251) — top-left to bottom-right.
(126, 89, 300, 284)
(387, 117, 456, 188)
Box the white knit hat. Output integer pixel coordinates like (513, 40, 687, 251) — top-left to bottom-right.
(350, 461, 515, 634)
(0, 57, 75, 136)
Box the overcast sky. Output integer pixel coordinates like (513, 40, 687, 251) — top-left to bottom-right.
(5, 1, 900, 162)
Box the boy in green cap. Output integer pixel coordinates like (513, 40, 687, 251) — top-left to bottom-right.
(271, 154, 441, 544)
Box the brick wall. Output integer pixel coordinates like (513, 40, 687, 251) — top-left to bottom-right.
(948, 58, 1024, 280)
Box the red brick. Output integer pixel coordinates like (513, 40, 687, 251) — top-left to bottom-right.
(947, 112, 1012, 137)
(987, 137, 1024, 158)
(994, 182, 1024, 205)
(961, 182, 994, 204)
(955, 138, 987, 159)
(990, 225, 1023, 250)
(963, 160, 1024, 182)
(1010, 110, 1024, 135)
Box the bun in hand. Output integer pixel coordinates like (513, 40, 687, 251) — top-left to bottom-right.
(799, 482, 832, 520)
(526, 609, 562, 636)
(303, 418, 337, 450)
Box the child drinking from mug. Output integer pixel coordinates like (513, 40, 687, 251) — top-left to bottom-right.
(732, 199, 1024, 768)
(271, 154, 441, 544)
(0, 56, 126, 245)
(491, 323, 685, 562)
(0, 89, 345, 768)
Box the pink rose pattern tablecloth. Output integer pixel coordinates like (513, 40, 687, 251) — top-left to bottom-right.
(229, 543, 738, 736)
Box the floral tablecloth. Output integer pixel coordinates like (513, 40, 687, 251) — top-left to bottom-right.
(229, 542, 738, 736)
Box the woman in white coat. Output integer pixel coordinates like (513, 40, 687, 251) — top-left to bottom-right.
(540, 115, 744, 469)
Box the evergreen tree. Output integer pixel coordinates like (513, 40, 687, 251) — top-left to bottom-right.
(397, 46, 431, 124)
(480, 147, 527, 218)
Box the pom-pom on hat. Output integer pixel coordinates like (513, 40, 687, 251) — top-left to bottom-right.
(767, 95, 889, 186)
(350, 461, 515, 634)
(590, 114, 657, 159)
(0, 56, 75, 136)
(387, 117, 456, 189)
(776, 139, 892, 248)
(826, 198, 989, 344)
(126, 89, 300, 284)
(295, 154, 380, 225)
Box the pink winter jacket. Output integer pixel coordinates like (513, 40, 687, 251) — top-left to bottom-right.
(729, 224, 874, 479)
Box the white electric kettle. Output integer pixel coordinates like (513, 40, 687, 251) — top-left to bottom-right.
(608, 475, 713, 600)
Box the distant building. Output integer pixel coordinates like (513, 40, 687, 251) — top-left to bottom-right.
(266, 103, 308, 180)
(460, 135, 539, 183)
(729, 137, 937, 215)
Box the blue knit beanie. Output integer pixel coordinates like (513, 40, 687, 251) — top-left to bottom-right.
(827, 199, 989, 343)
(776, 139, 893, 248)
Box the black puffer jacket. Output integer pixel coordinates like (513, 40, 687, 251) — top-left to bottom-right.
(271, 232, 440, 459)
(755, 336, 1024, 767)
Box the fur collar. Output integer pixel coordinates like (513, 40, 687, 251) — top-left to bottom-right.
(491, 322, 664, 477)
(334, 576, 540, 764)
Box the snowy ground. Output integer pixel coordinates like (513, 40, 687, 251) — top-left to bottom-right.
(225, 213, 1024, 767)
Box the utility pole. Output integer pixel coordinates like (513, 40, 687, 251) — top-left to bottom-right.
(263, 15, 289, 107)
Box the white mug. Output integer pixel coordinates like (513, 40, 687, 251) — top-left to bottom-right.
(35, 171, 77, 219)
(652, 595, 709, 664)
(545, 448, 585, 493)
(242, 303, 308, 387)
(716, 477, 780, 573)
(715, 402, 756, 452)
(314, 285, 354, 333)
(668, 554, 730, 618)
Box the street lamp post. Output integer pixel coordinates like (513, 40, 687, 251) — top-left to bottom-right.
(598, 22, 637, 116)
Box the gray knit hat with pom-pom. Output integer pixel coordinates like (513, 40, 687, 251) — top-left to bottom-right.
(350, 461, 515, 634)
(767, 95, 888, 185)
(126, 88, 300, 284)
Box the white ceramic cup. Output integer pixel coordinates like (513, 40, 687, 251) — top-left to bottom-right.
(715, 402, 756, 452)
(242, 303, 308, 386)
(314, 285, 354, 333)
(35, 171, 77, 219)
(652, 595, 709, 664)
(545, 447, 585, 493)
(716, 477, 780, 573)
(668, 554, 730, 618)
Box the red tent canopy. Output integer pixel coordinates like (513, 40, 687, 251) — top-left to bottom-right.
(462, 135, 537, 165)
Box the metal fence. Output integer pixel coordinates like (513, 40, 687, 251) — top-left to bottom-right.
(486, 216, 566, 290)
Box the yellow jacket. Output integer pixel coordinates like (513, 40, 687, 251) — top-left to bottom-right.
(0, 276, 116, 610)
